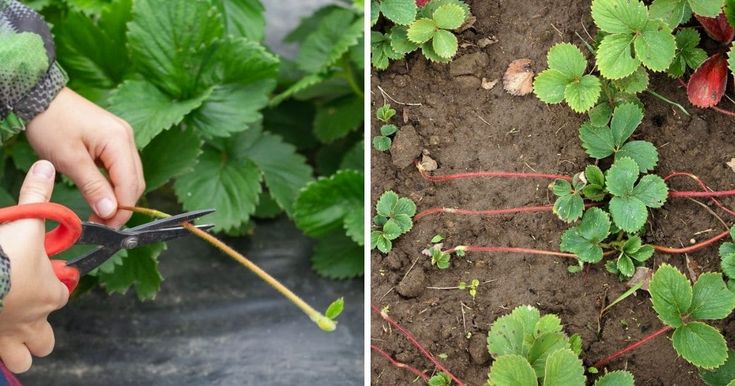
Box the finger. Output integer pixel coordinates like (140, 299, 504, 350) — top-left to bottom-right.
(61, 146, 118, 221)
(0, 340, 32, 373)
(17, 160, 55, 205)
(24, 322, 55, 358)
(97, 125, 141, 228)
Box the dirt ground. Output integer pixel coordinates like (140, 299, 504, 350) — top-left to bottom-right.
(370, 1, 735, 385)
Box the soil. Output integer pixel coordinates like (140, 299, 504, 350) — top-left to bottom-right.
(370, 1, 735, 385)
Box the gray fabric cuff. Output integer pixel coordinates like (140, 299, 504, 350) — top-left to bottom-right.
(11, 60, 67, 123)
(0, 245, 10, 312)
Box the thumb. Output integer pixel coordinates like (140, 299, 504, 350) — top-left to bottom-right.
(17, 161, 56, 205)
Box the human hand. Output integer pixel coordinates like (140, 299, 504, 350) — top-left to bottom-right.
(0, 160, 70, 373)
(25, 87, 145, 228)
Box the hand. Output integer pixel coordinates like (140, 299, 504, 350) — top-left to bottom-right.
(0, 160, 70, 373)
(25, 87, 145, 228)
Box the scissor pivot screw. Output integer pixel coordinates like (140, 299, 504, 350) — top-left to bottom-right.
(122, 237, 139, 249)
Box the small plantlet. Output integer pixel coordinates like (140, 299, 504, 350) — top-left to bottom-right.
(591, 0, 676, 79)
(406, 1, 468, 62)
(720, 225, 735, 290)
(428, 372, 452, 386)
(432, 234, 444, 243)
(431, 246, 451, 269)
(597, 264, 735, 369)
(371, 191, 417, 253)
(373, 103, 400, 151)
(667, 28, 708, 77)
(458, 279, 480, 299)
(579, 103, 659, 173)
(533, 43, 601, 113)
(486, 305, 634, 386)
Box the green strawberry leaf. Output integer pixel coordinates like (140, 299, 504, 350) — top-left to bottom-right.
(380, 124, 399, 136)
(408, 18, 437, 44)
(609, 196, 648, 233)
(668, 28, 708, 77)
(631, 174, 668, 208)
(389, 25, 420, 55)
(720, 242, 735, 278)
(634, 21, 676, 72)
(650, 0, 692, 28)
(606, 157, 639, 196)
(296, 9, 363, 73)
(560, 208, 611, 263)
(98, 241, 165, 301)
(376, 191, 399, 217)
(700, 349, 735, 386)
(544, 348, 585, 386)
(528, 333, 570, 377)
(108, 80, 211, 148)
(579, 122, 615, 159)
(215, 0, 265, 41)
(688, 273, 735, 320)
(613, 67, 650, 94)
(594, 370, 635, 386)
(565, 75, 602, 113)
(597, 33, 641, 79)
(312, 231, 363, 279)
(379, 0, 417, 25)
(314, 95, 364, 143)
(325, 297, 344, 319)
(548, 43, 588, 78)
(591, 0, 648, 34)
(487, 354, 538, 386)
(433, 3, 466, 29)
(432, 29, 458, 59)
(293, 170, 363, 239)
(534, 69, 570, 104)
(535, 314, 563, 336)
(689, 0, 725, 17)
(672, 321, 728, 369)
(586, 165, 606, 186)
(610, 102, 644, 147)
(174, 146, 262, 233)
(127, 0, 224, 97)
(373, 136, 392, 151)
(140, 127, 203, 192)
(649, 263, 693, 328)
(487, 305, 541, 357)
(617, 140, 659, 172)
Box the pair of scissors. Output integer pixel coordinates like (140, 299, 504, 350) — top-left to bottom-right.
(0, 202, 214, 293)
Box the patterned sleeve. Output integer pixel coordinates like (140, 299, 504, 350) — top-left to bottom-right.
(0, 0, 68, 144)
(0, 245, 9, 312)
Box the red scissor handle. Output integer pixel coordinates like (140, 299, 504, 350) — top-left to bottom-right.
(0, 202, 83, 292)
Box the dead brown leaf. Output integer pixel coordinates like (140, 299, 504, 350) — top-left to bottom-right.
(481, 78, 499, 90)
(503, 59, 534, 96)
(686, 255, 702, 282)
(727, 158, 735, 172)
(477, 36, 498, 48)
(419, 152, 438, 171)
(627, 267, 653, 291)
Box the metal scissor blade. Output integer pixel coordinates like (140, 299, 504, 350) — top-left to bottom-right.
(130, 209, 216, 231)
(67, 224, 214, 275)
(65, 246, 116, 276)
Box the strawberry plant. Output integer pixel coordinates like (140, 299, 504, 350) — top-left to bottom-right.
(371, 0, 470, 69)
(2, 0, 364, 299)
(371, 191, 417, 253)
(373, 103, 399, 151)
(595, 264, 735, 370)
(486, 305, 634, 386)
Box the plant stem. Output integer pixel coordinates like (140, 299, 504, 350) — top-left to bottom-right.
(444, 245, 578, 259)
(669, 189, 735, 198)
(371, 304, 465, 386)
(121, 206, 336, 332)
(341, 58, 364, 98)
(711, 105, 735, 117)
(593, 325, 673, 368)
(417, 163, 571, 182)
(371, 344, 429, 381)
(652, 230, 730, 254)
(415, 203, 600, 221)
(646, 90, 690, 116)
(665, 172, 735, 217)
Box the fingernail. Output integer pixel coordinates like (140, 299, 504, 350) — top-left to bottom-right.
(95, 198, 116, 218)
(32, 161, 54, 180)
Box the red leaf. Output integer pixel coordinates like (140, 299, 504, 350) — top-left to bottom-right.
(416, 0, 430, 6)
(687, 53, 729, 108)
(695, 13, 735, 43)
